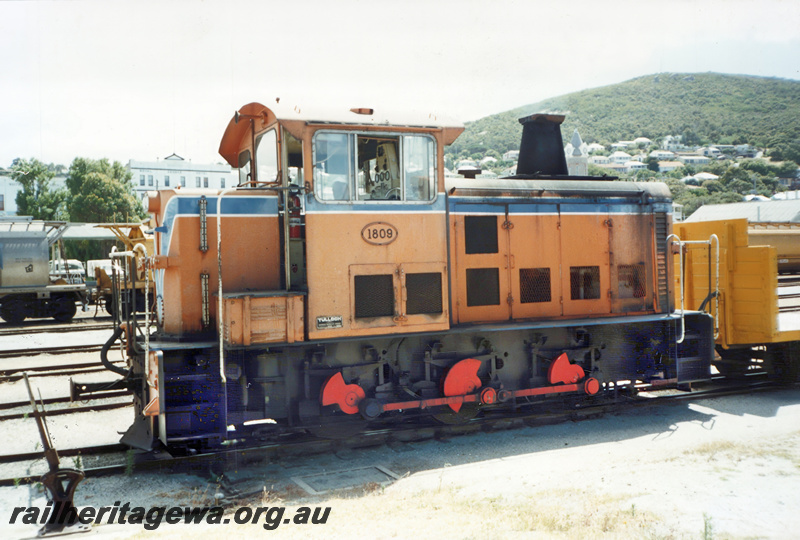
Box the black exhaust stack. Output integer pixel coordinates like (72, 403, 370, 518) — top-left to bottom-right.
(515, 113, 568, 176)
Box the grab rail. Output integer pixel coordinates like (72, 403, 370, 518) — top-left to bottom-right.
(666, 233, 719, 343)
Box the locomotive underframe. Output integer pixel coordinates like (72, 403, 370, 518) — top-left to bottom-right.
(123, 311, 712, 451)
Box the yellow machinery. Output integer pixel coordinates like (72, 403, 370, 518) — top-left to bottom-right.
(673, 218, 799, 378)
(91, 223, 154, 313)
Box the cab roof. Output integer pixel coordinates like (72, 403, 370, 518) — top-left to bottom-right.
(219, 101, 464, 167)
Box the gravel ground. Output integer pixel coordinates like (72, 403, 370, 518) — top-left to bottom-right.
(1, 386, 798, 539)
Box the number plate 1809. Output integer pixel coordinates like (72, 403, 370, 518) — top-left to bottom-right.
(361, 222, 398, 245)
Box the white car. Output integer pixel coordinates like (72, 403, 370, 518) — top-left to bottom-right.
(49, 259, 86, 284)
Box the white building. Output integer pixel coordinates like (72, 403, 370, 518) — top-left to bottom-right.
(698, 146, 721, 158)
(772, 190, 800, 200)
(127, 154, 237, 199)
(676, 153, 710, 166)
(694, 172, 720, 182)
(649, 150, 675, 160)
(609, 151, 632, 164)
(456, 159, 479, 170)
(1, 155, 239, 216)
(0, 170, 17, 215)
(672, 202, 684, 222)
(502, 150, 519, 161)
(610, 142, 633, 150)
(587, 142, 605, 154)
(658, 161, 683, 173)
(662, 135, 687, 152)
(0, 170, 68, 216)
(624, 161, 647, 173)
(589, 155, 610, 165)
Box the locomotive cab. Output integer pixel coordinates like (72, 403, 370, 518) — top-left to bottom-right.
(216, 103, 465, 343)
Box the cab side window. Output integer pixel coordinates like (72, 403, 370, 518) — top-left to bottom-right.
(255, 129, 279, 184)
(356, 136, 401, 200)
(237, 150, 251, 186)
(314, 133, 351, 201)
(403, 135, 435, 201)
(313, 131, 436, 203)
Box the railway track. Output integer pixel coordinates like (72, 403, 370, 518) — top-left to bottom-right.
(0, 316, 114, 337)
(0, 356, 124, 380)
(0, 376, 791, 488)
(0, 344, 107, 361)
(0, 398, 131, 422)
(0, 312, 148, 337)
(0, 358, 127, 383)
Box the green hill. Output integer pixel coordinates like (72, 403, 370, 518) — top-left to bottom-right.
(447, 73, 800, 163)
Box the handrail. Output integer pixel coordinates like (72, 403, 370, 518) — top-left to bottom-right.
(710, 234, 719, 339)
(110, 246, 135, 357)
(133, 243, 150, 362)
(666, 234, 685, 343)
(667, 233, 720, 343)
(216, 188, 238, 386)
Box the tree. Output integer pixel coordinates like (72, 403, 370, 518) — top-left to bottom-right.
(634, 169, 657, 181)
(681, 191, 743, 218)
(588, 164, 614, 177)
(727, 179, 753, 194)
(66, 158, 147, 223)
(701, 179, 725, 193)
(10, 158, 68, 220)
(770, 147, 786, 161)
(645, 156, 660, 172)
(740, 159, 771, 176)
(777, 160, 799, 177)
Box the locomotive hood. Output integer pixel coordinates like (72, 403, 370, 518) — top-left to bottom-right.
(445, 177, 673, 203)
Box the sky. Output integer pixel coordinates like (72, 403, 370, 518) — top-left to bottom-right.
(1, 0, 799, 169)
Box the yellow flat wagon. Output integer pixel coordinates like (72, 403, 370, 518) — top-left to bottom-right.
(673, 218, 799, 379)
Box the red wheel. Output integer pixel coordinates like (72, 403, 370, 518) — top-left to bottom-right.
(584, 378, 600, 395)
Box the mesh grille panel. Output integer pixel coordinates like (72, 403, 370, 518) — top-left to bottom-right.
(570, 266, 600, 300)
(655, 213, 669, 310)
(520, 268, 551, 303)
(406, 272, 443, 315)
(354, 274, 394, 318)
(466, 268, 500, 306)
(618, 264, 646, 298)
(464, 216, 498, 254)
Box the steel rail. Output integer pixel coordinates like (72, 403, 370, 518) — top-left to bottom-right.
(0, 344, 105, 360)
(0, 322, 115, 338)
(0, 444, 128, 466)
(0, 390, 130, 411)
(0, 399, 131, 422)
(0, 359, 125, 377)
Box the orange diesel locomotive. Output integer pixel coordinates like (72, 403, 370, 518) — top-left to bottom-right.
(114, 103, 715, 450)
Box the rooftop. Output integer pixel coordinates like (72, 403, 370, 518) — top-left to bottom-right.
(685, 199, 800, 223)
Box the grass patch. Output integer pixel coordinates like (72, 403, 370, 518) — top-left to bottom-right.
(235, 486, 662, 538)
(685, 437, 800, 466)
